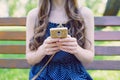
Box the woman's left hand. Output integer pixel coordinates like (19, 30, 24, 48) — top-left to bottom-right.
(57, 35, 80, 54)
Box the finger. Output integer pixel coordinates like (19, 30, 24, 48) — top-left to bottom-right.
(60, 47, 72, 53)
(45, 47, 60, 55)
(59, 42, 77, 46)
(45, 38, 59, 44)
(59, 37, 76, 42)
(60, 46, 76, 50)
(67, 35, 71, 38)
(46, 47, 59, 52)
(45, 43, 58, 48)
(60, 46, 76, 54)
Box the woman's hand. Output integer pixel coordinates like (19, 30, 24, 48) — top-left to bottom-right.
(58, 35, 80, 54)
(41, 37, 60, 55)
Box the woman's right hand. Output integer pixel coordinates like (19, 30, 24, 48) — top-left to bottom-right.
(40, 37, 60, 55)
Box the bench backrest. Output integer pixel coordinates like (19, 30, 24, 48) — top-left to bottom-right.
(0, 16, 120, 70)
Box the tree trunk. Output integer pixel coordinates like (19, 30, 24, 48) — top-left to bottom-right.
(103, 0, 120, 16)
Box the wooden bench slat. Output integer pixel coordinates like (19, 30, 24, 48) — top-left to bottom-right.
(95, 46, 120, 55)
(0, 31, 120, 41)
(0, 45, 120, 55)
(95, 16, 120, 26)
(86, 60, 120, 70)
(0, 31, 25, 40)
(0, 59, 30, 69)
(0, 17, 26, 26)
(0, 45, 25, 54)
(95, 31, 120, 41)
(0, 16, 120, 26)
(0, 59, 120, 70)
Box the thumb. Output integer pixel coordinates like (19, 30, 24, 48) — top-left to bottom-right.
(67, 35, 71, 38)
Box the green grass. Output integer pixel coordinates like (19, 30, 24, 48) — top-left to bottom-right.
(95, 56, 120, 60)
(0, 54, 25, 59)
(0, 41, 25, 45)
(0, 69, 29, 80)
(89, 70, 120, 80)
(0, 27, 26, 31)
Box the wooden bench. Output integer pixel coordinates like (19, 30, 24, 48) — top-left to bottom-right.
(0, 16, 120, 70)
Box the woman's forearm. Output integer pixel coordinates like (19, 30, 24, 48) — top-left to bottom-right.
(26, 37, 60, 65)
(74, 46, 94, 65)
(26, 45, 45, 65)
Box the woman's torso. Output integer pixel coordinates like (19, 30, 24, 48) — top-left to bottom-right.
(29, 8, 93, 80)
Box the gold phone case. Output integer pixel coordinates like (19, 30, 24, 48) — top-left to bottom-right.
(50, 27, 68, 38)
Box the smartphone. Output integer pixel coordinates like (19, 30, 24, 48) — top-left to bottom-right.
(50, 27, 68, 38)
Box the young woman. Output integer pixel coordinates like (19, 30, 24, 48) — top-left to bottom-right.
(26, 0, 94, 80)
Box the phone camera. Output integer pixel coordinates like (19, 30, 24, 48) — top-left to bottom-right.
(57, 31, 61, 37)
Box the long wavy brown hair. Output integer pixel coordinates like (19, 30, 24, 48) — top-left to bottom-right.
(29, 0, 86, 51)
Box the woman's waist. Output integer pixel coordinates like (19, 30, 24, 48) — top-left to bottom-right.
(35, 51, 80, 66)
(50, 51, 79, 64)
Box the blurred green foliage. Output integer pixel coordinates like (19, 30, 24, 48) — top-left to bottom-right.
(0, 0, 107, 17)
(84, 0, 104, 16)
(0, 0, 119, 17)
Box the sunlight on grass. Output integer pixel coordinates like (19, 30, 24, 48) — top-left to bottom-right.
(0, 69, 29, 80)
(89, 70, 120, 80)
(0, 27, 26, 31)
(0, 41, 26, 45)
(95, 56, 120, 60)
(102, 26, 120, 31)
(0, 54, 25, 59)
(95, 41, 120, 46)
